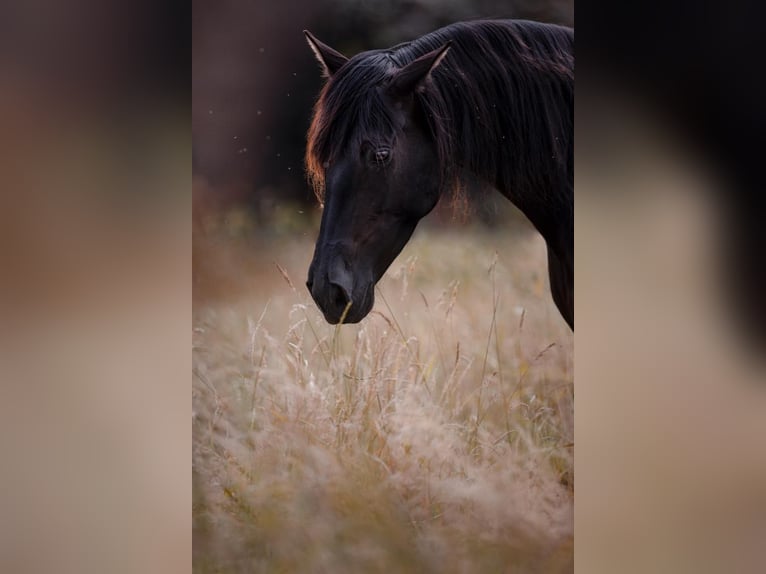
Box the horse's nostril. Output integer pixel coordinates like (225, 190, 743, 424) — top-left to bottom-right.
(329, 281, 351, 310)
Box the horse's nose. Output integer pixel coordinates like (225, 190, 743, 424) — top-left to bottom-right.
(328, 279, 352, 311)
(327, 258, 354, 314)
(308, 259, 374, 324)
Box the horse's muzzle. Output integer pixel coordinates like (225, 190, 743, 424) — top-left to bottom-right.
(306, 257, 374, 324)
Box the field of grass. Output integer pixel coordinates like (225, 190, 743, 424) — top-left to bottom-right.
(193, 218, 573, 573)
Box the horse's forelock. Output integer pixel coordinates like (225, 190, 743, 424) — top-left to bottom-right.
(306, 53, 397, 201)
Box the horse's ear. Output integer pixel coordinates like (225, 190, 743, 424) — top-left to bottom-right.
(389, 41, 452, 97)
(304, 30, 349, 77)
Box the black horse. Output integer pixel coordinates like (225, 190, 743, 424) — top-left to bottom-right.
(303, 20, 573, 329)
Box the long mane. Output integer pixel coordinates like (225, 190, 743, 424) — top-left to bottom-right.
(305, 19, 574, 208)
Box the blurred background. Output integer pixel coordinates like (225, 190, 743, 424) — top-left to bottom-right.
(0, 2, 190, 574)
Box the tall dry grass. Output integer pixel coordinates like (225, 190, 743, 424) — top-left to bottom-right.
(193, 223, 573, 573)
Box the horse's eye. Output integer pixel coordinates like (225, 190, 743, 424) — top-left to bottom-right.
(374, 148, 390, 163)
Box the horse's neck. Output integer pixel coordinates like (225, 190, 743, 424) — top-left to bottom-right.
(497, 183, 572, 264)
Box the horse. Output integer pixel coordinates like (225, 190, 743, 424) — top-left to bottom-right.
(302, 19, 573, 329)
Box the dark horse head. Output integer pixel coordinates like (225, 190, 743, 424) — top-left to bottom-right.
(303, 21, 574, 328)
(303, 31, 451, 324)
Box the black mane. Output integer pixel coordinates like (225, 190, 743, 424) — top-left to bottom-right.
(306, 19, 574, 216)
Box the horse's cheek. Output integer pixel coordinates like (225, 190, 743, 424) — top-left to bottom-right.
(411, 171, 439, 213)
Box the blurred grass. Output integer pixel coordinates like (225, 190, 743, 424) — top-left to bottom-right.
(193, 217, 573, 573)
